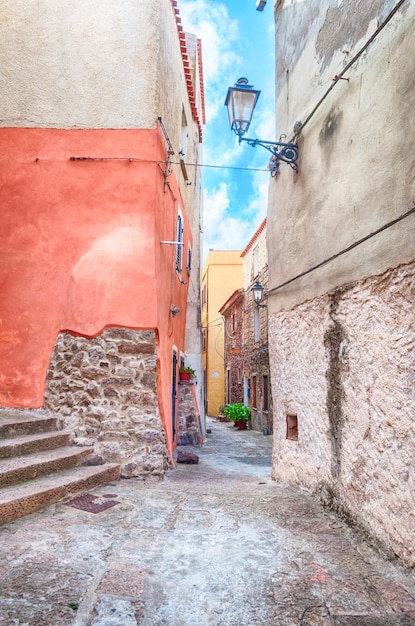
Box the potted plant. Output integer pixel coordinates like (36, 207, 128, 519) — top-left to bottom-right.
(223, 403, 251, 429)
(179, 365, 196, 382)
(218, 405, 230, 422)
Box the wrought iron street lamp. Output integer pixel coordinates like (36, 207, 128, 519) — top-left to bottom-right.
(225, 78, 299, 176)
(252, 281, 267, 308)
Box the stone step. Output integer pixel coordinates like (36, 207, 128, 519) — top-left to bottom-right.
(0, 410, 57, 439)
(0, 463, 121, 525)
(0, 431, 71, 459)
(0, 446, 93, 488)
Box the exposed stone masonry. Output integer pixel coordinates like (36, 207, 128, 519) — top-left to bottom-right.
(269, 261, 415, 567)
(177, 382, 200, 446)
(44, 328, 169, 479)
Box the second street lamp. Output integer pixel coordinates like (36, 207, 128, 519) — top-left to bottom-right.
(252, 281, 267, 308)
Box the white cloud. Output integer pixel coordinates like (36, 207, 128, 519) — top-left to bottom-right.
(202, 177, 268, 260)
(180, 0, 274, 260)
(244, 171, 269, 220)
(180, 1, 240, 118)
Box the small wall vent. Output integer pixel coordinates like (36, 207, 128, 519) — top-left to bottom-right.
(286, 414, 298, 441)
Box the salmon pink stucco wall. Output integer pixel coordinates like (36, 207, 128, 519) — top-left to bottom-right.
(153, 157, 192, 453)
(0, 126, 191, 454)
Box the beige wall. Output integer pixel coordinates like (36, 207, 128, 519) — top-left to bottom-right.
(0, 0, 159, 129)
(268, 0, 415, 567)
(268, 0, 415, 313)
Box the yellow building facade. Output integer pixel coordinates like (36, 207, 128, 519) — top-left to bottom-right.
(201, 251, 243, 416)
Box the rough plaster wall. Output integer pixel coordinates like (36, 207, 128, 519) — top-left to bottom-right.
(270, 296, 333, 486)
(315, 0, 397, 71)
(336, 262, 415, 567)
(269, 262, 415, 567)
(44, 328, 170, 479)
(0, 0, 160, 128)
(269, 0, 415, 313)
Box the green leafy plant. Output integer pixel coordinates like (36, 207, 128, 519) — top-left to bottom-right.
(223, 403, 251, 423)
(179, 365, 196, 378)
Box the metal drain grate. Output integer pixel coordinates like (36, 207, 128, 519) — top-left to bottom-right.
(63, 493, 119, 513)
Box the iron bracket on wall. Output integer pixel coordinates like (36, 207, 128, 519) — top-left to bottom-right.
(158, 116, 175, 190)
(239, 136, 299, 177)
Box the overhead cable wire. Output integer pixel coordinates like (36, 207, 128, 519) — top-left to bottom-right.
(266, 206, 415, 295)
(291, 0, 408, 139)
(68, 156, 269, 172)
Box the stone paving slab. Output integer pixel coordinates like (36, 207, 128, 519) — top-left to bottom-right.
(0, 418, 414, 625)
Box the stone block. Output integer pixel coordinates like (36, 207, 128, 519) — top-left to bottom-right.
(177, 451, 199, 464)
(118, 343, 155, 355)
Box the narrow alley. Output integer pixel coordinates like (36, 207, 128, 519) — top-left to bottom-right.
(1, 418, 415, 626)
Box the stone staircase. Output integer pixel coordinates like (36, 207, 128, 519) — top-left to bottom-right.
(0, 408, 120, 525)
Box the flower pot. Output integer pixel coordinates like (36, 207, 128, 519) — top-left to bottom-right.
(236, 419, 247, 430)
(179, 372, 191, 382)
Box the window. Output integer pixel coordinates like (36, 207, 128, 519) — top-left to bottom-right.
(286, 414, 298, 441)
(180, 107, 188, 157)
(180, 107, 189, 181)
(254, 307, 260, 342)
(186, 243, 192, 273)
(263, 375, 269, 412)
(176, 209, 184, 272)
(202, 329, 207, 352)
(253, 245, 259, 277)
(252, 375, 257, 409)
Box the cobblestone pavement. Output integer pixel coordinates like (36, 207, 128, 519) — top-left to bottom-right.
(1, 417, 415, 626)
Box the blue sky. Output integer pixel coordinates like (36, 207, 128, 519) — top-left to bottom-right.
(179, 0, 275, 259)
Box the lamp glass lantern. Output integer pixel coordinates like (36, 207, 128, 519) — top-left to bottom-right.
(252, 281, 265, 306)
(225, 78, 261, 139)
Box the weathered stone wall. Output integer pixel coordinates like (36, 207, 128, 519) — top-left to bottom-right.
(177, 382, 200, 446)
(44, 328, 169, 479)
(222, 292, 244, 406)
(269, 261, 415, 567)
(242, 222, 272, 432)
(243, 263, 272, 433)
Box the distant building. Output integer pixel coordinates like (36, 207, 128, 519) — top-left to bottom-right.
(202, 251, 243, 416)
(267, 0, 415, 567)
(241, 220, 272, 434)
(219, 289, 244, 406)
(219, 220, 272, 434)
